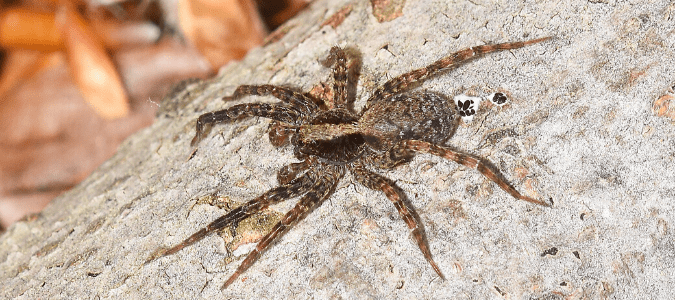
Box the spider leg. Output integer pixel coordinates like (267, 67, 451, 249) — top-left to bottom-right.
(225, 85, 320, 117)
(268, 122, 296, 147)
(222, 165, 343, 289)
(323, 46, 361, 110)
(401, 140, 551, 207)
(324, 46, 349, 109)
(362, 147, 414, 170)
(277, 158, 312, 185)
(350, 164, 445, 280)
(192, 103, 299, 146)
(145, 170, 318, 263)
(367, 37, 551, 103)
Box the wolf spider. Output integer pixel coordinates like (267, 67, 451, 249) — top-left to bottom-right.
(147, 37, 551, 289)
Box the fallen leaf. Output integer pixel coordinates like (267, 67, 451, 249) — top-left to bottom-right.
(178, 0, 265, 68)
(0, 8, 63, 51)
(57, 4, 129, 119)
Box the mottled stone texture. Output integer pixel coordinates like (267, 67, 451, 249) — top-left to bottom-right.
(1, 0, 674, 299)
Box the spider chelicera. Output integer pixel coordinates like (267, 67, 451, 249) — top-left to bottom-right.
(146, 37, 552, 289)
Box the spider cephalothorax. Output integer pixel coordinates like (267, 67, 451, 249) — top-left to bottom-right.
(147, 37, 552, 289)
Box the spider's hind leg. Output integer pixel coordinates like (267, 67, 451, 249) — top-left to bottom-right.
(222, 165, 343, 289)
(277, 158, 312, 185)
(350, 164, 446, 280)
(145, 170, 318, 264)
(401, 140, 551, 207)
(366, 37, 551, 103)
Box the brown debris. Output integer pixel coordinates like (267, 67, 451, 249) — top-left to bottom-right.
(370, 0, 405, 23)
(653, 87, 675, 122)
(321, 4, 353, 28)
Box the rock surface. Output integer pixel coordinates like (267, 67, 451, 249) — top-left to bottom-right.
(1, 0, 674, 299)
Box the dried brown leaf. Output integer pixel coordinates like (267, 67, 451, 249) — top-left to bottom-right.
(322, 4, 353, 28)
(178, 0, 265, 68)
(91, 19, 161, 50)
(371, 0, 405, 23)
(0, 51, 45, 101)
(57, 5, 129, 119)
(0, 8, 63, 51)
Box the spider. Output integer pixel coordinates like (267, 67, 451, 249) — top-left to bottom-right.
(146, 37, 552, 289)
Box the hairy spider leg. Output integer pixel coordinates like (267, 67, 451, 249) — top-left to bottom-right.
(350, 164, 445, 280)
(192, 103, 300, 146)
(268, 122, 297, 147)
(401, 140, 551, 207)
(367, 37, 551, 104)
(226, 84, 320, 117)
(277, 159, 312, 185)
(222, 165, 344, 289)
(145, 170, 319, 264)
(325, 46, 350, 109)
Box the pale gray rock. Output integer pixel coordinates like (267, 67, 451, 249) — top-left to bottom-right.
(1, 0, 674, 299)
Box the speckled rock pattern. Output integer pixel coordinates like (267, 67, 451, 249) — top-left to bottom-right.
(1, 0, 674, 299)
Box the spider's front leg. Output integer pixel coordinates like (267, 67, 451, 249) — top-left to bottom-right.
(400, 140, 551, 207)
(322, 46, 361, 110)
(350, 164, 445, 280)
(145, 170, 318, 264)
(192, 84, 327, 147)
(323, 47, 349, 109)
(225, 85, 320, 116)
(191, 103, 300, 146)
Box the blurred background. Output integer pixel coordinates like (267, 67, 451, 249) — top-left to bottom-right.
(0, 0, 311, 231)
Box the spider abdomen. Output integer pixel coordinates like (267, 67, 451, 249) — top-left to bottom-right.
(360, 91, 458, 152)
